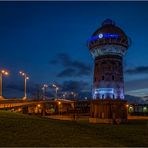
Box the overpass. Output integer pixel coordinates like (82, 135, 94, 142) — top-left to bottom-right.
(0, 99, 75, 115)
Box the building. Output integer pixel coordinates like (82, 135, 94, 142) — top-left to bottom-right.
(88, 19, 130, 99)
(88, 19, 130, 124)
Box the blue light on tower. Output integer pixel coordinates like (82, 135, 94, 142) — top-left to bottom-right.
(88, 33, 120, 42)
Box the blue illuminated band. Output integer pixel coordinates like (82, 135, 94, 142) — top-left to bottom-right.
(93, 88, 124, 99)
(89, 33, 120, 42)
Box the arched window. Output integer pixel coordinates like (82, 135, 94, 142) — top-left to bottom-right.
(94, 77, 96, 82)
(112, 75, 114, 80)
(95, 63, 98, 67)
(113, 94, 115, 99)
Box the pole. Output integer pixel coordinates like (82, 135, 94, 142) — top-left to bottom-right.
(0, 73, 2, 97)
(43, 87, 45, 100)
(56, 88, 57, 99)
(24, 76, 27, 99)
(44, 88, 46, 100)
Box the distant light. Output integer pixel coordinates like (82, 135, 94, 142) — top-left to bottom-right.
(37, 104, 41, 108)
(52, 84, 56, 87)
(4, 72, 8, 75)
(98, 33, 103, 38)
(1, 70, 9, 76)
(44, 84, 48, 88)
(58, 101, 61, 105)
(143, 107, 147, 112)
(129, 106, 134, 113)
(1, 70, 5, 73)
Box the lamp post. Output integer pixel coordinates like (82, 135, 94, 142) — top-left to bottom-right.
(19, 71, 29, 100)
(0, 70, 9, 100)
(42, 84, 48, 100)
(71, 92, 77, 99)
(52, 84, 59, 99)
(63, 92, 67, 99)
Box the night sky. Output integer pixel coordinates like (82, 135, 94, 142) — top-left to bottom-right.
(1, 1, 148, 99)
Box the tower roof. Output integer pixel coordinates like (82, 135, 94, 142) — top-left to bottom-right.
(88, 19, 131, 58)
(92, 19, 127, 39)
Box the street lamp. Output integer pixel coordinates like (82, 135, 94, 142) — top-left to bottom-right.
(63, 92, 67, 99)
(52, 84, 59, 99)
(19, 71, 29, 100)
(71, 91, 77, 99)
(42, 84, 48, 100)
(0, 69, 9, 100)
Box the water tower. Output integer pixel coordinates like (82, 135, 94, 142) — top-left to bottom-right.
(88, 19, 130, 99)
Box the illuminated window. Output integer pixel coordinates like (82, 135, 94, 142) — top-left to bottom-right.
(143, 107, 147, 113)
(129, 106, 134, 113)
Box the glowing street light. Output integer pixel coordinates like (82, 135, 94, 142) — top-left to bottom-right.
(126, 104, 129, 108)
(19, 71, 29, 100)
(71, 91, 77, 99)
(37, 104, 41, 108)
(52, 84, 59, 99)
(63, 92, 67, 99)
(58, 101, 61, 105)
(0, 69, 9, 100)
(42, 84, 48, 100)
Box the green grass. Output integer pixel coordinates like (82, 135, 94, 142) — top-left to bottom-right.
(0, 111, 148, 147)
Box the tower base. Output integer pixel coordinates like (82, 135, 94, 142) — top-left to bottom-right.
(89, 99, 128, 124)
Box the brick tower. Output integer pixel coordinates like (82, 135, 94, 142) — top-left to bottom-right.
(88, 19, 130, 99)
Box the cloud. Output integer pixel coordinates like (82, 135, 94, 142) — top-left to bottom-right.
(125, 95, 145, 104)
(57, 68, 77, 77)
(126, 66, 148, 74)
(125, 78, 148, 92)
(61, 80, 90, 92)
(49, 53, 92, 77)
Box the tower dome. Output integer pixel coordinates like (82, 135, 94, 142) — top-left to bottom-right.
(88, 19, 130, 58)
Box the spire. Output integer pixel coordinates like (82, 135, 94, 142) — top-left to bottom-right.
(102, 19, 115, 26)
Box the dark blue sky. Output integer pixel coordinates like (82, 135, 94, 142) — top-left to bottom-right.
(1, 1, 148, 98)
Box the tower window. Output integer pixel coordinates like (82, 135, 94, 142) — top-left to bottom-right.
(95, 63, 98, 67)
(113, 94, 115, 99)
(102, 76, 104, 80)
(112, 75, 114, 80)
(94, 77, 96, 82)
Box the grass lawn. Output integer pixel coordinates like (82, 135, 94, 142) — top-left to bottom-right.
(0, 111, 148, 147)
